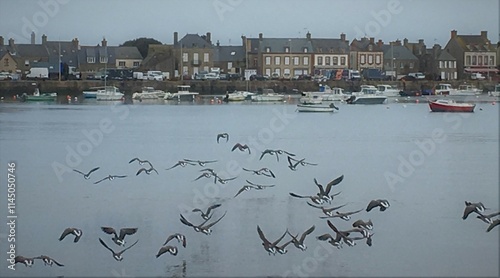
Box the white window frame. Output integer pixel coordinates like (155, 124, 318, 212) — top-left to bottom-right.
(204, 53, 209, 62)
(303, 56, 309, 66)
(265, 56, 271, 65)
(275, 56, 281, 65)
(183, 53, 188, 62)
(293, 57, 299, 66)
(87, 57, 95, 63)
(284, 56, 290, 65)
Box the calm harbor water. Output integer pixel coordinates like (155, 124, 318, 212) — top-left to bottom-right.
(0, 98, 498, 277)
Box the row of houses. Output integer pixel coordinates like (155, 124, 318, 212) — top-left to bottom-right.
(0, 30, 498, 80)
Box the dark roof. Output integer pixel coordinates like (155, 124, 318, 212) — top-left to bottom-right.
(178, 34, 212, 48)
(455, 35, 495, 51)
(310, 38, 349, 53)
(258, 38, 313, 53)
(381, 45, 418, 60)
(247, 38, 260, 53)
(437, 50, 456, 61)
(214, 45, 244, 62)
(12, 44, 49, 57)
(114, 46, 143, 59)
(45, 41, 79, 67)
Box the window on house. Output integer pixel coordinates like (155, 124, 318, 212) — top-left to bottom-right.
(325, 57, 331, 66)
(266, 47, 271, 53)
(478, 56, 483, 65)
(340, 57, 346, 65)
(333, 57, 338, 65)
(203, 66, 209, 72)
(375, 55, 381, 64)
(293, 57, 299, 65)
(204, 53, 209, 62)
(368, 55, 373, 64)
(182, 66, 188, 75)
(318, 48, 323, 53)
(253, 58, 257, 67)
(317, 57, 323, 66)
(490, 56, 494, 66)
(275, 68, 281, 76)
(275, 56, 281, 65)
(303, 57, 309, 66)
(303, 48, 308, 53)
(227, 62, 233, 69)
(265, 56, 271, 65)
(183, 53, 188, 62)
(472, 56, 476, 65)
(87, 57, 95, 63)
(265, 68, 271, 76)
(409, 62, 414, 68)
(484, 56, 488, 65)
(193, 53, 199, 64)
(360, 54, 366, 64)
(100, 56, 107, 63)
(466, 55, 471, 65)
(400, 62, 404, 69)
(118, 61, 125, 67)
(285, 47, 290, 53)
(133, 61, 140, 67)
(284, 57, 290, 65)
(3, 58, 8, 67)
(439, 61, 444, 68)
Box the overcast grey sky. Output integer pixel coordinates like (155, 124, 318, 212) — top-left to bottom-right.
(0, 0, 498, 47)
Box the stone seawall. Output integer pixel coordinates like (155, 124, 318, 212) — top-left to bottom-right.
(0, 79, 496, 97)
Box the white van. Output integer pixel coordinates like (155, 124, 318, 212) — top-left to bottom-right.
(26, 67, 49, 79)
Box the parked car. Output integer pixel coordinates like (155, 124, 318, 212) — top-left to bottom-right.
(271, 73, 280, 80)
(219, 73, 228, 80)
(470, 73, 486, 80)
(408, 72, 425, 80)
(0, 72, 11, 80)
(228, 73, 242, 81)
(249, 74, 269, 81)
(399, 75, 417, 81)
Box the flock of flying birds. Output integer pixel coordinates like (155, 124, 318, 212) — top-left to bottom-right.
(14, 132, 498, 272)
(462, 201, 500, 232)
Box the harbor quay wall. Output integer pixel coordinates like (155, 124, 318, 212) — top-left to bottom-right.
(0, 79, 497, 97)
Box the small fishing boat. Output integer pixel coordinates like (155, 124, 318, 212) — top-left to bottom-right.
(296, 103, 339, 113)
(428, 99, 475, 112)
(20, 88, 57, 102)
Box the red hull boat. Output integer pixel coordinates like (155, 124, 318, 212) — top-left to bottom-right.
(428, 99, 475, 112)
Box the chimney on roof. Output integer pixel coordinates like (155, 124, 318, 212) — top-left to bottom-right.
(259, 33, 263, 41)
(206, 32, 211, 44)
(72, 38, 79, 49)
(451, 30, 457, 38)
(31, 31, 35, 44)
(174, 32, 178, 45)
(306, 32, 311, 40)
(102, 38, 107, 47)
(369, 37, 374, 44)
(394, 39, 401, 46)
(8, 38, 14, 48)
(340, 33, 346, 42)
(403, 38, 408, 47)
(216, 40, 220, 47)
(418, 39, 424, 44)
(480, 31, 487, 39)
(433, 44, 441, 58)
(0, 36, 4, 46)
(377, 39, 383, 47)
(42, 34, 47, 45)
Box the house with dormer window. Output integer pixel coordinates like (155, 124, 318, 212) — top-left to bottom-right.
(310, 33, 350, 79)
(350, 37, 384, 71)
(443, 30, 497, 79)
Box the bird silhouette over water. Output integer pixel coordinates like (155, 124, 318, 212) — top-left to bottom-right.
(179, 211, 227, 235)
(166, 160, 197, 170)
(257, 225, 288, 255)
(73, 167, 100, 179)
(192, 204, 222, 220)
(99, 238, 139, 261)
(217, 133, 229, 143)
(231, 143, 251, 154)
(93, 175, 127, 184)
(59, 227, 83, 243)
(100, 227, 138, 246)
(34, 255, 64, 267)
(366, 199, 390, 212)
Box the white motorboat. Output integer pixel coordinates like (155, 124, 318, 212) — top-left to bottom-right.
(433, 84, 458, 95)
(251, 89, 285, 102)
(133, 87, 166, 100)
(376, 84, 402, 97)
(299, 93, 323, 105)
(94, 86, 124, 101)
(297, 103, 339, 112)
(302, 85, 349, 101)
(454, 84, 482, 96)
(347, 85, 387, 104)
(488, 84, 500, 97)
(164, 85, 199, 101)
(225, 90, 254, 101)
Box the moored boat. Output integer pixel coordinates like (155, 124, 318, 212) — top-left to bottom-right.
(297, 103, 338, 112)
(95, 86, 124, 101)
(346, 85, 387, 104)
(225, 90, 254, 101)
(133, 87, 166, 100)
(20, 88, 57, 102)
(428, 99, 475, 112)
(164, 85, 199, 101)
(301, 85, 349, 101)
(488, 84, 500, 97)
(251, 89, 285, 102)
